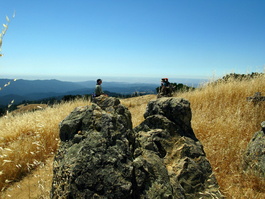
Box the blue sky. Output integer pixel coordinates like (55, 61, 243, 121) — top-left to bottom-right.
(0, 0, 264, 83)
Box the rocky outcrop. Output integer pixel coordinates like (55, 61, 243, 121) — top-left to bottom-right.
(133, 98, 222, 198)
(51, 96, 135, 198)
(51, 96, 223, 198)
(243, 121, 265, 178)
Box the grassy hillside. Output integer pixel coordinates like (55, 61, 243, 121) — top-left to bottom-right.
(0, 100, 92, 198)
(0, 74, 265, 198)
(176, 73, 265, 198)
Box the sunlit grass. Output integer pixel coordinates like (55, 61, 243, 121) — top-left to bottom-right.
(0, 99, 91, 193)
(176, 73, 265, 198)
(0, 74, 265, 198)
(0, 13, 15, 57)
(120, 95, 156, 127)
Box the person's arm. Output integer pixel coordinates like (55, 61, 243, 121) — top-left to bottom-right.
(99, 85, 103, 94)
(95, 85, 100, 96)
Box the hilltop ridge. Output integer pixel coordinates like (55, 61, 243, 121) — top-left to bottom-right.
(0, 77, 206, 106)
(0, 73, 264, 198)
(0, 79, 158, 106)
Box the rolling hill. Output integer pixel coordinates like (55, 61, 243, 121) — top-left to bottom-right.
(0, 79, 158, 105)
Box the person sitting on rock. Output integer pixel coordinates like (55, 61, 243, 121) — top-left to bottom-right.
(159, 78, 173, 97)
(95, 79, 107, 97)
(91, 79, 108, 102)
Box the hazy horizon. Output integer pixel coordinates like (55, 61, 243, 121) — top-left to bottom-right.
(0, 74, 215, 85)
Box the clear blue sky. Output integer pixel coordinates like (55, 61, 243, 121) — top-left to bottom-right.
(0, 0, 264, 83)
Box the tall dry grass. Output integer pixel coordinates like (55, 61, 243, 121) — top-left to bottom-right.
(0, 74, 265, 198)
(0, 13, 15, 57)
(176, 73, 265, 198)
(0, 99, 91, 193)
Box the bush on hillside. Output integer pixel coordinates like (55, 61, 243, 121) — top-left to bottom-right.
(156, 82, 195, 94)
(214, 72, 264, 84)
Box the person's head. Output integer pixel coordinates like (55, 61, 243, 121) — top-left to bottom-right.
(96, 79, 102, 85)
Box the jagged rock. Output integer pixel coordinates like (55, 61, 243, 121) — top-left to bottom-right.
(143, 98, 196, 140)
(51, 97, 135, 198)
(262, 121, 265, 133)
(134, 98, 223, 198)
(243, 121, 265, 178)
(51, 97, 223, 198)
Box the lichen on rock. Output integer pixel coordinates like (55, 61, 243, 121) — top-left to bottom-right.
(243, 121, 265, 178)
(51, 97, 224, 198)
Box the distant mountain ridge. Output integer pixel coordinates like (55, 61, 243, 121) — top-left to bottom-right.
(0, 79, 89, 96)
(0, 79, 158, 106)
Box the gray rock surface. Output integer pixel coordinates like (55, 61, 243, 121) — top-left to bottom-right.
(243, 121, 265, 178)
(51, 97, 134, 198)
(134, 98, 222, 198)
(51, 97, 223, 198)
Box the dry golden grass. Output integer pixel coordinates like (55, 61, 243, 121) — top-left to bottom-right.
(11, 104, 49, 115)
(1, 157, 53, 199)
(120, 95, 156, 127)
(0, 74, 265, 198)
(0, 99, 91, 198)
(176, 73, 265, 198)
(0, 14, 15, 57)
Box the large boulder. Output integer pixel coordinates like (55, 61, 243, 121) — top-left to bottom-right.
(134, 98, 222, 198)
(51, 97, 223, 198)
(51, 97, 135, 198)
(243, 121, 265, 178)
